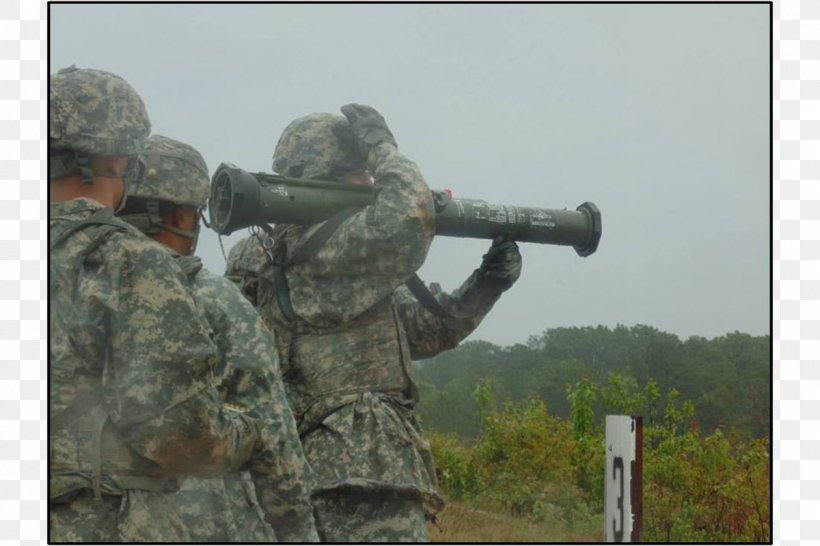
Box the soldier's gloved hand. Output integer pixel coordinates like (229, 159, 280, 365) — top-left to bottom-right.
(478, 235, 522, 292)
(340, 103, 398, 164)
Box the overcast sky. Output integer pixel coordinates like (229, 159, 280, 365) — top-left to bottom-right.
(50, 3, 769, 346)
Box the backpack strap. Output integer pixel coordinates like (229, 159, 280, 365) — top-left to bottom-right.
(286, 207, 359, 266)
(259, 207, 360, 324)
(404, 273, 453, 319)
(50, 208, 126, 250)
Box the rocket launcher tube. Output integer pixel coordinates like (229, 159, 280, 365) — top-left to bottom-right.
(209, 163, 601, 257)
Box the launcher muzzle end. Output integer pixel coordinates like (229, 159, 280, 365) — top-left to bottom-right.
(574, 201, 602, 257)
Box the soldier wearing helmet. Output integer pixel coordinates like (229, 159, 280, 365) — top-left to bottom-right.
(49, 67, 263, 542)
(227, 104, 521, 542)
(120, 134, 210, 255)
(226, 232, 269, 306)
(49, 66, 150, 211)
(119, 135, 319, 542)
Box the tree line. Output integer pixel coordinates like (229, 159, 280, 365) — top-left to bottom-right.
(414, 324, 770, 441)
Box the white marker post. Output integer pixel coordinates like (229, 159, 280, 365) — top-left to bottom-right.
(605, 415, 643, 542)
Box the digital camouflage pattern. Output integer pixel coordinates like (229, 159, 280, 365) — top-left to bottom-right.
(49, 66, 150, 156)
(130, 134, 210, 208)
(50, 198, 261, 542)
(225, 233, 268, 306)
(226, 232, 268, 277)
(226, 104, 514, 542)
(49, 491, 121, 543)
(172, 256, 318, 542)
(312, 488, 428, 542)
(120, 129, 318, 541)
(272, 113, 364, 179)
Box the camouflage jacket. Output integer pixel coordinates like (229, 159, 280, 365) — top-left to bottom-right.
(173, 256, 318, 542)
(230, 145, 503, 514)
(49, 198, 259, 503)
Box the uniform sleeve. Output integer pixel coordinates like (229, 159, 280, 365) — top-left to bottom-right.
(394, 269, 504, 360)
(287, 144, 436, 325)
(196, 273, 319, 542)
(97, 236, 259, 478)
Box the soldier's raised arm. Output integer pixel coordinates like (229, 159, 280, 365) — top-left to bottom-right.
(271, 105, 436, 325)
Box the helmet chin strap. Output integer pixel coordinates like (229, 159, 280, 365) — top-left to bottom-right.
(120, 201, 201, 253)
(114, 177, 129, 213)
(151, 200, 202, 254)
(74, 153, 95, 186)
(159, 221, 200, 254)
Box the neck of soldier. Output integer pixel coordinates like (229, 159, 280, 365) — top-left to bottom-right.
(152, 230, 194, 256)
(50, 175, 124, 209)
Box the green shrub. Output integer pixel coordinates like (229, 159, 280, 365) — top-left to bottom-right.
(428, 377, 770, 542)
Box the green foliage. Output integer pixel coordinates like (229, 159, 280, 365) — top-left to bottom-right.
(566, 379, 605, 509)
(643, 428, 770, 542)
(427, 376, 770, 542)
(415, 325, 769, 441)
(432, 387, 601, 535)
(428, 430, 480, 500)
(566, 378, 596, 438)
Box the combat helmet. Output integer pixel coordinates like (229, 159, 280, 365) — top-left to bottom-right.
(225, 235, 269, 305)
(120, 135, 209, 247)
(272, 113, 364, 180)
(49, 66, 151, 186)
(131, 134, 210, 208)
(226, 235, 267, 275)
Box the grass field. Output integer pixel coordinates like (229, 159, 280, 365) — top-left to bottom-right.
(426, 500, 603, 543)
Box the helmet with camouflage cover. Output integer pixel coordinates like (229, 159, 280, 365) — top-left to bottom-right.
(119, 135, 209, 249)
(225, 235, 270, 306)
(130, 134, 210, 209)
(49, 66, 151, 180)
(226, 235, 268, 278)
(272, 113, 364, 180)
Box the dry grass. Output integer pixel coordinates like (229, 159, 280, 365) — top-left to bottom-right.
(426, 500, 602, 543)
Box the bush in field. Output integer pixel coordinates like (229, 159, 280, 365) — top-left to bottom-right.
(474, 396, 577, 519)
(643, 428, 770, 542)
(431, 382, 601, 534)
(428, 430, 479, 500)
(566, 378, 606, 510)
(428, 375, 770, 542)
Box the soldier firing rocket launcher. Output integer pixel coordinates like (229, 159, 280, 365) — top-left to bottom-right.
(208, 163, 602, 257)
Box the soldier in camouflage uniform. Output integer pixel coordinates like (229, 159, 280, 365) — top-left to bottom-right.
(49, 67, 264, 542)
(118, 134, 318, 542)
(225, 104, 522, 542)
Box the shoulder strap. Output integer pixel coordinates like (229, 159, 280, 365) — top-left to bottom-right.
(287, 207, 359, 266)
(405, 274, 452, 319)
(272, 248, 300, 324)
(260, 206, 360, 324)
(50, 208, 126, 250)
(257, 224, 299, 324)
(404, 273, 477, 320)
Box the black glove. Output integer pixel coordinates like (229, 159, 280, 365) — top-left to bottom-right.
(340, 103, 398, 163)
(479, 235, 522, 292)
